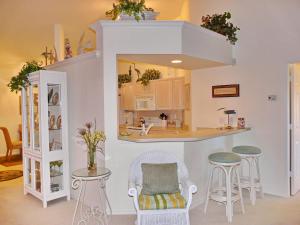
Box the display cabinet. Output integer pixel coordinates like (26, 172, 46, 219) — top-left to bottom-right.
(22, 70, 70, 208)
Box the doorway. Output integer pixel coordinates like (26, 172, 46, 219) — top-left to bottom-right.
(289, 63, 300, 195)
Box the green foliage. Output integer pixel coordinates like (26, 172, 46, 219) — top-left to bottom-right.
(201, 12, 240, 45)
(105, 0, 153, 21)
(8, 61, 44, 93)
(118, 73, 132, 88)
(137, 69, 161, 86)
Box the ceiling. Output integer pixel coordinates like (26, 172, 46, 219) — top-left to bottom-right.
(118, 54, 225, 70)
(0, 0, 187, 80)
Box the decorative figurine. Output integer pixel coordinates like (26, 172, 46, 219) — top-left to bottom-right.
(41, 46, 52, 65)
(77, 32, 93, 55)
(133, 63, 141, 81)
(64, 38, 73, 59)
(49, 50, 54, 64)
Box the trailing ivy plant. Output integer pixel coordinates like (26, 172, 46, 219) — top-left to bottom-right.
(137, 69, 161, 86)
(118, 73, 132, 88)
(8, 61, 44, 93)
(105, 0, 153, 21)
(201, 12, 240, 45)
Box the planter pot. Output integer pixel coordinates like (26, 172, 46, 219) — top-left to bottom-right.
(143, 11, 159, 20)
(161, 119, 167, 128)
(119, 11, 159, 21)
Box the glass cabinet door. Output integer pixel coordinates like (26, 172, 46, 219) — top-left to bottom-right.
(47, 84, 62, 152)
(33, 159, 41, 193)
(49, 160, 64, 192)
(31, 84, 40, 152)
(24, 157, 32, 187)
(22, 87, 31, 149)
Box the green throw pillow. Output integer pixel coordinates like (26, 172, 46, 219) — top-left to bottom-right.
(141, 163, 180, 195)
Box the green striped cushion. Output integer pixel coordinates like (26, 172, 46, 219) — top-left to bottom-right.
(138, 192, 186, 210)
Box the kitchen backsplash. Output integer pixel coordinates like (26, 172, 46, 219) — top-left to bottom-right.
(120, 110, 184, 127)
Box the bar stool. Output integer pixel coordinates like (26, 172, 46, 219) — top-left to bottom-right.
(232, 146, 263, 205)
(204, 152, 245, 223)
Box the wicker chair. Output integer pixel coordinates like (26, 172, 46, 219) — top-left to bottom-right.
(128, 151, 197, 225)
(0, 127, 22, 161)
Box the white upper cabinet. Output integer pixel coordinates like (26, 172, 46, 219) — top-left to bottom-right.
(134, 82, 155, 96)
(120, 83, 135, 111)
(120, 77, 186, 111)
(155, 79, 173, 110)
(172, 78, 185, 110)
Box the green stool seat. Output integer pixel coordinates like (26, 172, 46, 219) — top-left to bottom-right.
(208, 152, 241, 164)
(232, 146, 262, 155)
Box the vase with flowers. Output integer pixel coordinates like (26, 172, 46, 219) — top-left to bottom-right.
(78, 122, 106, 171)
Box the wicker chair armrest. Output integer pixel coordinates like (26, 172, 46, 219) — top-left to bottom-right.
(128, 182, 138, 197)
(180, 178, 197, 208)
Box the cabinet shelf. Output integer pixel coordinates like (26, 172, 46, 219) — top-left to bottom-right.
(48, 104, 61, 107)
(50, 170, 63, 178)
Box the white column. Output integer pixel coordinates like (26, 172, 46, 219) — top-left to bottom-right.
(54, 24, 64, 61)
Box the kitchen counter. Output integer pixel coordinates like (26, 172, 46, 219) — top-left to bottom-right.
(118, 127, 251, 143)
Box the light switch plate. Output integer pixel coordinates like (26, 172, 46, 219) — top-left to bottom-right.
(268, 95, 277, 101)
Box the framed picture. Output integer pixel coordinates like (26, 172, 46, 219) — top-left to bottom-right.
(212, 84, 240, 98)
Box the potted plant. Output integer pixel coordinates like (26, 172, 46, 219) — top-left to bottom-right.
(201, 12, 240, 45)
(118, 73, 132, 88)
(159, 113, 168, 128)
(105, 0, 159, 21)
(78, 121, 106, 171)
(8, 61, 44, 93)
(137, 68, 161, 86)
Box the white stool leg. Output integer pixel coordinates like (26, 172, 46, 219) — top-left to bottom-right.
(249, 158, 256, 205)
(218, 168, 223, 196)
(255, 157, 264, 198)
(225, 167, 233, 223)
(204, 166, 215, 214)
(235, 166, 245, 214)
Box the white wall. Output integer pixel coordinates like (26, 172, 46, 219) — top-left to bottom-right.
(188, 0, 300, 197)
(184, 135, 234, 206)
(0, 80, 21, 157)
(100, 26, 186, 214)
(47, 53, 105, 204)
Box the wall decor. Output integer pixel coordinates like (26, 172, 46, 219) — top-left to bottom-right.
(212, 84, 239, 98)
